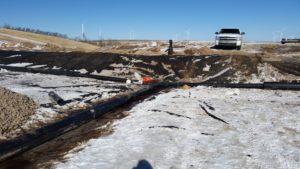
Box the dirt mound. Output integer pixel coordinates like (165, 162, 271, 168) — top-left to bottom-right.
(0, 87, 37, 137)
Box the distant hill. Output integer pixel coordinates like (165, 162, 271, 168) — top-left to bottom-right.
(0, 28, 99, 52)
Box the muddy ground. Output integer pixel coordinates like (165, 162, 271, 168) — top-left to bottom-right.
(0, 48, 299, 83)
(0, 87, 37, 138)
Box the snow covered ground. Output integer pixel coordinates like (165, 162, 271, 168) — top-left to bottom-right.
(0, 70, 134, 131)
(54, 86, 300, 169)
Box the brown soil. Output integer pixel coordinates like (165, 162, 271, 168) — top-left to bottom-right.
(0, 87, 37, 137)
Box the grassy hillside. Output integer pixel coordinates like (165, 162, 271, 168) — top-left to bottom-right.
(0, 28, 99, 52)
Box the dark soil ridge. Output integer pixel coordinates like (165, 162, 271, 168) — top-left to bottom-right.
(0, 50, 296, 82)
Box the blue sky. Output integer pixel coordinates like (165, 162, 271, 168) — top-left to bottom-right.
(0, 0, 299, 41)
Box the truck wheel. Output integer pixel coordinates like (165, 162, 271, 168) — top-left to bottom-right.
(237, 46, 241, 50)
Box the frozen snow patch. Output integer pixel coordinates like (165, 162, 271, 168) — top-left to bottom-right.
(75, 69, 88, 74)
(6, 62, 33, 67)
(28, 65, 47, 69)
(52, 66, 61, 70)
(54, 87, 300, 169)
(225, 88, 240, 96)
(6, 54, 22, 58)
(203, 64, 211, 71)
(0, 68, 8, 73)
(32, 45, 43, 50)
(193, 59, 202, 63)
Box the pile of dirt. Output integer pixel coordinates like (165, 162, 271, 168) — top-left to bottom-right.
(0, 87, 37, 138)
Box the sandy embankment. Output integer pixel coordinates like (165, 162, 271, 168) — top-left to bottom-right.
(0, 87, 37, 138)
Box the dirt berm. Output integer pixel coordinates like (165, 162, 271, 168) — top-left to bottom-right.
(0, 87, 37, 138)
(0, 50, 299, 82)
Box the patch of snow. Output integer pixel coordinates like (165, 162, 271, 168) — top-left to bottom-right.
(225, 88, 240, 96)
(6, 54, 22, 58)
(109, 63, 125, 67)
(202, 67, 231, 82)
(150, 60, 158, 66)
(54, 87, 300, 169)
(99, 69, 114, 76)
(134, 72, 143, 82)
(32, 45, 43, 50)
(90, 70, 101, 75)
(6, 62, 33, 67)
(203, 64, 211, 72)
(0, 68, 8, 73)
(75, 69, 88, 74)
(52, 66, 61, 70)
(126, 79, 132, 84)
(161, 63, 175, 75)
(193, 59, 201, 63)
(28, 65, 47, 69)
(131, 59, 143, 63)
(0, 40, 7, 46)
(121, 56, 130, 61)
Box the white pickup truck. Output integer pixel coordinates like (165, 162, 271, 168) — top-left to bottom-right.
(215, 28, 245, 50)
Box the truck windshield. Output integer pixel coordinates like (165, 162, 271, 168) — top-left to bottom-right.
(220, 29, 240, 34)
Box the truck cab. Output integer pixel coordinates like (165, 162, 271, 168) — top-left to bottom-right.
(215, 28, 245, 50)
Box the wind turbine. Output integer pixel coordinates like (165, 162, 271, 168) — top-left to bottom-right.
(132, 31, 135, 40)
(81, 24, 86, 40)
(174, 33, 178, 41)
(272, 28, 285, 42)
(129, 30, 135, 40)
(98, 26, 102, 40)
(186, 29, 191, 41)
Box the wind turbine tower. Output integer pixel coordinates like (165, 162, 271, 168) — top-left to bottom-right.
(129, 30, 135, 40)
(81, 24, 86, 40)
(186, 29, 191, 41)
(98, 26, 102, 40)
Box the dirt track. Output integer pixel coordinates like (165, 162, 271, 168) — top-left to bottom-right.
(0, 87, 37, 138)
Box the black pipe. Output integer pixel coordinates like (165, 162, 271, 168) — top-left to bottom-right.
(2, 65, 300, 90)
(263, 82, 300, 90)
(0, 84, 158, 162)
(48, 91, 65, 105)
(168, 82, 300, 90)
